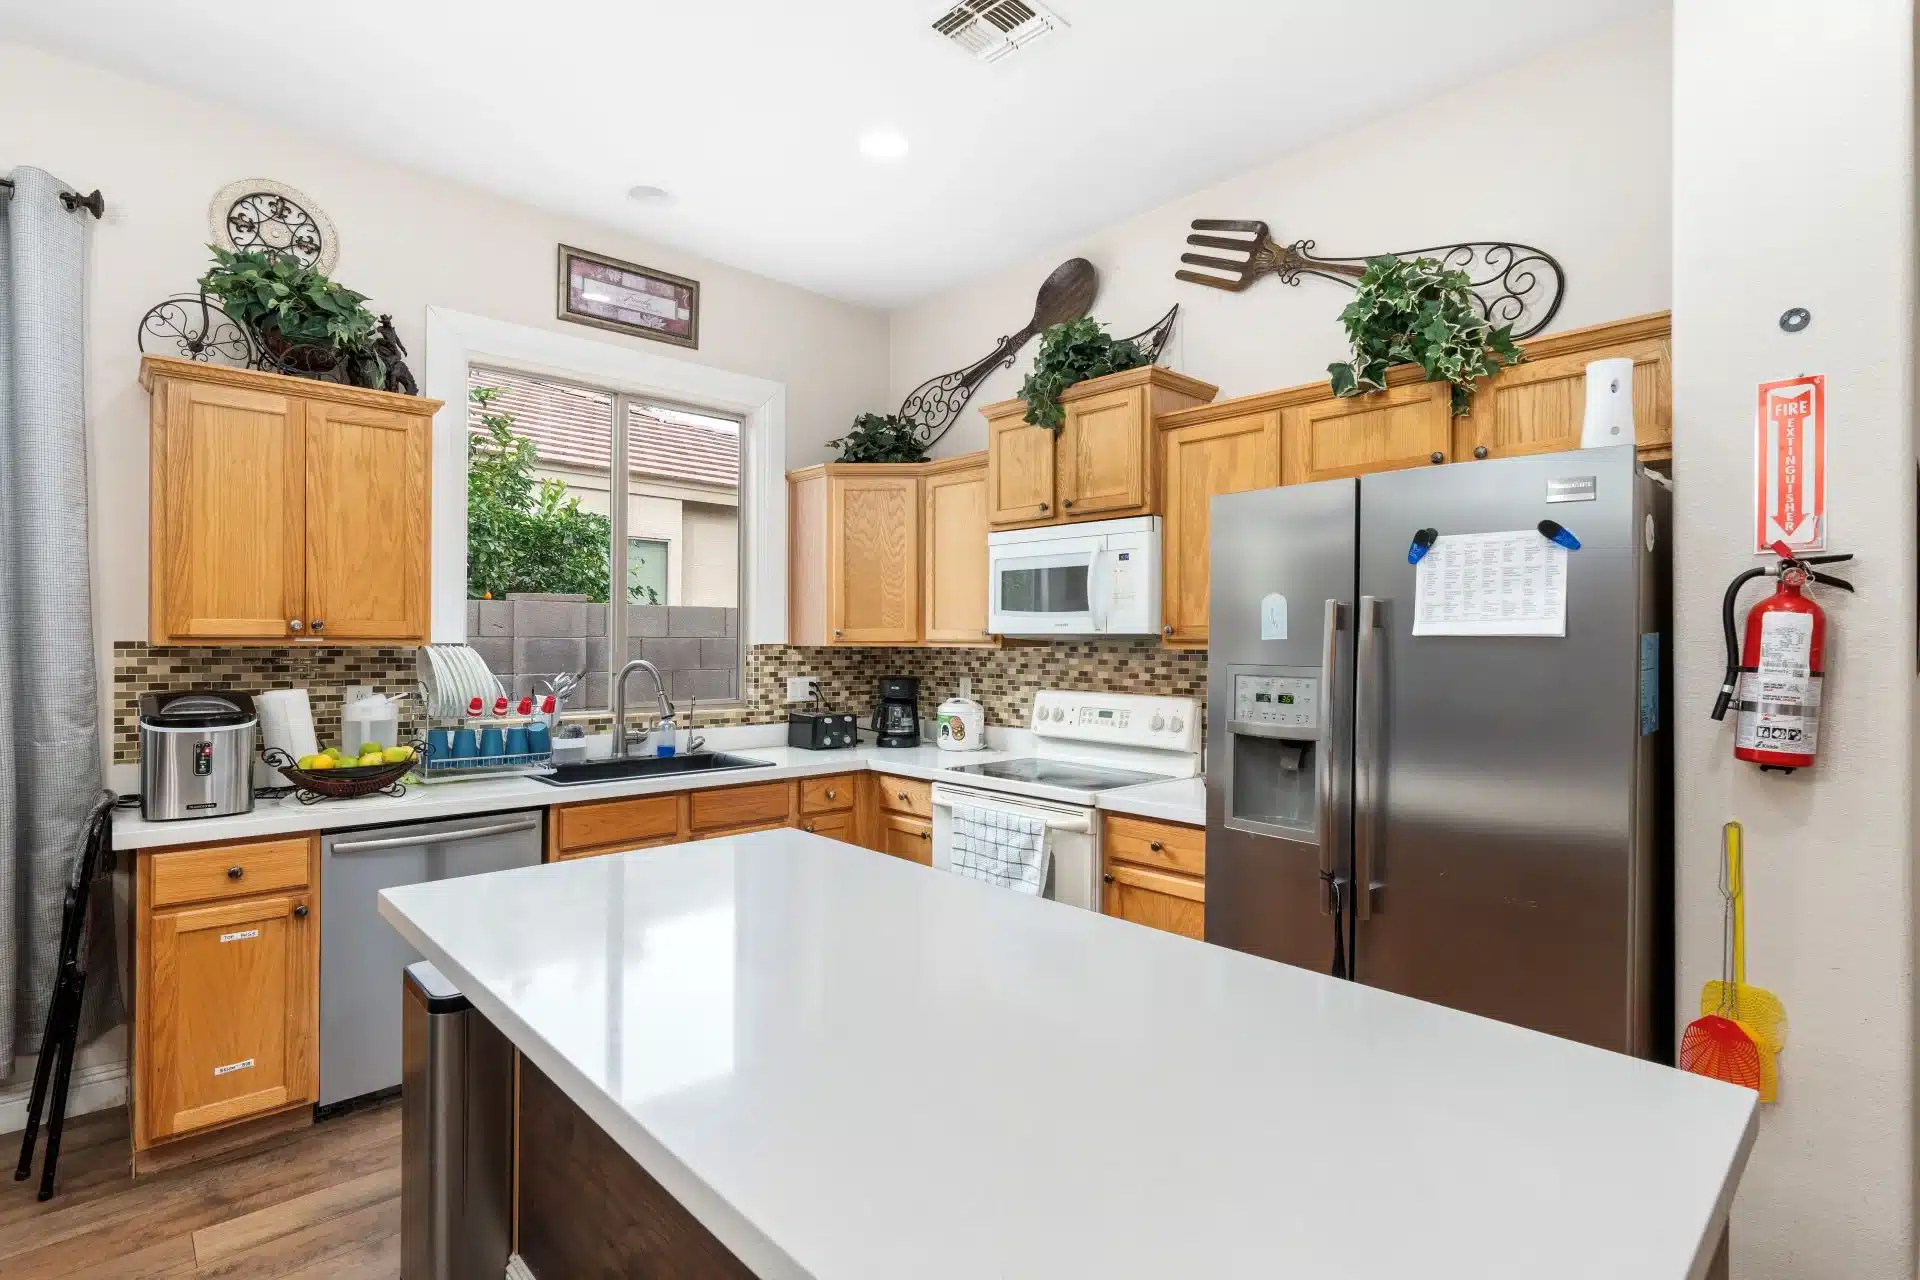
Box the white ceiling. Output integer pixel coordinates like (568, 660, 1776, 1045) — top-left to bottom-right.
(3, 0, 1660, 308)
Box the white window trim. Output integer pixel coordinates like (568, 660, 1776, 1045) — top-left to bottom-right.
(422, 306, 786, 645)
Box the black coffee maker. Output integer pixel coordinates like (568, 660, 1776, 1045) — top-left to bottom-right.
(871, 676, 920, 748)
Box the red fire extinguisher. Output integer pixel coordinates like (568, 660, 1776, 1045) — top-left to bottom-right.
(1711, 540, 1854, 772)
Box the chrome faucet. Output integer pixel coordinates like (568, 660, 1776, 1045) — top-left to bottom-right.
(611, 659, 673, 758)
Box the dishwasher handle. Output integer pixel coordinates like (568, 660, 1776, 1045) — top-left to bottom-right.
(330, 817, 541, 855)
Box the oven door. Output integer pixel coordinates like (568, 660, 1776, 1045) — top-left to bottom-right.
(987, 533, 1102, 635)
(931, 783, 1099, 910)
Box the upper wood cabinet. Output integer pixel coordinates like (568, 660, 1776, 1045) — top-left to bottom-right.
(1158, 407, 1282, 647)
(982, 366, 1217, 530)
(1461, 315, 1673, 463)
(143, 357, 439, 646)
(922, 455, 995, 645)
(1282, 379, 1453, 484)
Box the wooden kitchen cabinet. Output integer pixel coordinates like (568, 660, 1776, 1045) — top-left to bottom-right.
(689, 780, 794, 833)
(1100, 814, 1205, 941)
(798, 810, 857, 841)
(143, 356, 439, 646)
(921, 455, 996, 645)
(878, 811, 934, 865)
(982, 366, 1217, 530)
(1282, 379, 1453, 484)
(788, 464, 920, 645)
(1462, 316, 1673, 463)
(548, 793, 682, 860)
(1156, 406, 1282, 647)
(135, 836, 319, 1151)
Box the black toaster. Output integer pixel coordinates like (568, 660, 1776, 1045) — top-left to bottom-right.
(788, 710, 859, 750)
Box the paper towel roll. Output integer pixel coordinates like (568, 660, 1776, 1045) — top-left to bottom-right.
(1580, 357, 1636, 449)
(257, 689, 320, 761)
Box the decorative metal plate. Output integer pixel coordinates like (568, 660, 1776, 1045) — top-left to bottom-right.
(209, 178, 338, 273)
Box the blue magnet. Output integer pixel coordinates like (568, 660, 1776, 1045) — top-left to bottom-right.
(1538, 519, 1581, 551)
(1407, 528, 1439, 565)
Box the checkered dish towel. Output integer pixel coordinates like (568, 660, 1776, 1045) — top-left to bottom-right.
(950, 801, 1050, 895)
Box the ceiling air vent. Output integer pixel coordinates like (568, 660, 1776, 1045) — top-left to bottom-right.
(931, 0, 1068, 63)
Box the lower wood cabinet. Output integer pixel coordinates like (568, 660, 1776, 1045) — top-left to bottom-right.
(1100, 814, 1205, 941)
(135, 836, 319, 1151)
(878, 811, 933, 865)
(797, 810, 856, 841)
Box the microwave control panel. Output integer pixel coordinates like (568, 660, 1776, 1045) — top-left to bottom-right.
(1233, 674, 1319, 731)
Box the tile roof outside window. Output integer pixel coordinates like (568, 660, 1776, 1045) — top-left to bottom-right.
(469, 366, 740, 490)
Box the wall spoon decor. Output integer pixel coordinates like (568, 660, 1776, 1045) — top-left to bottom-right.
(1175, 219, 1565, 340)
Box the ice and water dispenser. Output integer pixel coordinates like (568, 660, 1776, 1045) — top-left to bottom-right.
(1224, 670, 1322, 837)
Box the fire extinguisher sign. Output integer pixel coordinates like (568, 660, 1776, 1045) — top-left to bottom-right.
(1755, 374, 1827, 553)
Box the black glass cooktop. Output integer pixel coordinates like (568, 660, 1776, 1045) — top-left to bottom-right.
(947, 757, 1166, 792)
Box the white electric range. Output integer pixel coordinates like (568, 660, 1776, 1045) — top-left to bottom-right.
(930, 690, 1202, 910)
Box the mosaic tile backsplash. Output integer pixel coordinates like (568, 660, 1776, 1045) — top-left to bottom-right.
(113, 639, 1209, 762)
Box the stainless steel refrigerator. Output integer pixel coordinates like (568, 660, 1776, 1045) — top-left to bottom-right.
(1206, 445, 1670, 1057)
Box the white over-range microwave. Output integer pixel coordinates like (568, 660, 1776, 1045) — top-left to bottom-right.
(986, 515, 1162, 637)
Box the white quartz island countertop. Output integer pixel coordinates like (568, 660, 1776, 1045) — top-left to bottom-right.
(379, 830, 1755, 1280)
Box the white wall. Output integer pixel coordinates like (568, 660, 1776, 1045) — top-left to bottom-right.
(0, 37, 888, 761)
(1673, 3, 1916, 1277)
(888, 13, 1673, 455)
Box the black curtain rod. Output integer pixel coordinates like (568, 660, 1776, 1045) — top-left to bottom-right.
(0, 178, 106, 219)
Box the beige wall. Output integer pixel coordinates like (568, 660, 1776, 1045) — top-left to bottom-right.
(887, 13, 1673, 455)
(680, 503, 739, 608)
(0, 37, 886, 768)
(1673, 3, 1917, 1275)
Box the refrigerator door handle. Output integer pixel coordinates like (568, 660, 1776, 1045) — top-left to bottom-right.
(1316, 598, 1343, 915)
(1354, 595, 1383, 921)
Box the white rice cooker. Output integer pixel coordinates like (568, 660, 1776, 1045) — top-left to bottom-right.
(936, 679, 985, 752)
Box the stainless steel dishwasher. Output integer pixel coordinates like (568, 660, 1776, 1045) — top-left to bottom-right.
(319, 811, 543, 1111)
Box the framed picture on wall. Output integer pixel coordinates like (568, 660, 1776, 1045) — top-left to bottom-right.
(556, 245, 700, 349)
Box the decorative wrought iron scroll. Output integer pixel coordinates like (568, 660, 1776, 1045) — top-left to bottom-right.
(1117, 304, 1179, 364)
(136, 291, 254, 366)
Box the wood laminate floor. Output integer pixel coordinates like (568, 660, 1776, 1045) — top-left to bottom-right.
(0, 1102, 400, 1278)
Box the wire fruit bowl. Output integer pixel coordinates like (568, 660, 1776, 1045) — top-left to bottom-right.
(263, 745, 417, 804)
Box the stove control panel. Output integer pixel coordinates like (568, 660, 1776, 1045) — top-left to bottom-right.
(1029, 691, 1201, 753)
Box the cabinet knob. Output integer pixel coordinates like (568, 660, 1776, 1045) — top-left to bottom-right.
(920, 830, 930, 840)
(1039, 502, 1049, 513)
(1149, 840, 1164, 852)
(1063, 499, 1074, 509)
(227, 865, 243, 880)
(310, 619, 326, 633)
(293, 904, 309, 919)
(1163, 625, 1174, 636)
(833, 629, 843, 638)
(1473, 445, 1489, 460)
(825, 789, 836, 801)
(1429, 451, 1445, 465)
(288, 619, 304, 633)
(804, 822, 815, 832)
(1102, 872, 1115, 883)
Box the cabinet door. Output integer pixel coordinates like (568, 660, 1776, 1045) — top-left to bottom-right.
(798, 810, 856, 842)
(153, 378, 307, 642)
(828, 474, 920, 644)
(986, 414, 1057, 525)
(1160, 411, 1282, 647)
(303, 400, 431, 642)
(923, 462, 994, 644)
(141, 891, 316, 1143)
(1285, 381, 1452, 483)
(1058, 385, 1148, 517)
(878, 812, 933, 865)
(1466, 336, 1672, 461)
(1102, 861, 1205, 941)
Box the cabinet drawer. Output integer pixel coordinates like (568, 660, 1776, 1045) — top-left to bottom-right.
(551, 794, 682, 857)
(689, 781, 792, 833)
(150, 837, 312, 908)
(798, 810, 856, 841)
(875, 774, 932, 819)
(879, 811, 933, 864)
(799, 774, 857, 814)
(1103, 815, 1205, 877)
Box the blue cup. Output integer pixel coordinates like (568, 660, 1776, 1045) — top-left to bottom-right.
(451, 728, 479, 768)
(525, 722, 551, 763)
(427, 728, 454, 768)
(504, 725, 529, 765)
(479, 727, 506, 766)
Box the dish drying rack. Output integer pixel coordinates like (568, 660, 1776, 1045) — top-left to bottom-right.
(412, 643, 555, 782)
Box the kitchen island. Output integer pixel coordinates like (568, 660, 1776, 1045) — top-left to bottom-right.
(379, 829, 1754, 1280)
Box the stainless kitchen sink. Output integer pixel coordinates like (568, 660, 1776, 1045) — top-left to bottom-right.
(532, 752, 772, 787)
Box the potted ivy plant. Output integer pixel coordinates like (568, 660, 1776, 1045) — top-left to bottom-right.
(199, 246, 380, 379)
(1326, 256, 1523, 416)
(827, 412, 929, 463)
(1019, 317, 1150, 432)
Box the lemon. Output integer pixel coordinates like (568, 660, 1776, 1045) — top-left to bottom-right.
(356, 752, 386, 768)
(305, 755, 336, 771)
(358, 742, 385, 759)
(383, 745, 414, 764)
(322, 747, 343, 760)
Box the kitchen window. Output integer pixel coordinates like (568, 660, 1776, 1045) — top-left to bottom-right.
(465, 366, 743, 715)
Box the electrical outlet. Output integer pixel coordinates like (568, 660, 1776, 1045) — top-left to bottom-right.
(786, 676, 819, 703)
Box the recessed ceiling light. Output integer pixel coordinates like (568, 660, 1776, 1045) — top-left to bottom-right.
(626, 184, 673, 203)
(858, 129, 909, 162)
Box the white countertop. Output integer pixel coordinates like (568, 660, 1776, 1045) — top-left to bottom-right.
(380, 831, 1754, 1280)
(113, 730, 1205, 850)
(1093, 773, 1206, 824)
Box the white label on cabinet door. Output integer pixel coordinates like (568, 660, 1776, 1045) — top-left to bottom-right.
(213, 1058, 255, 1078)
(219, 929, 260, 944)
(1260, 593, 1289, 640)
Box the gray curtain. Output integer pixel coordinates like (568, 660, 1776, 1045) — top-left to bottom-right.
(0, 167, 110, 1076)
